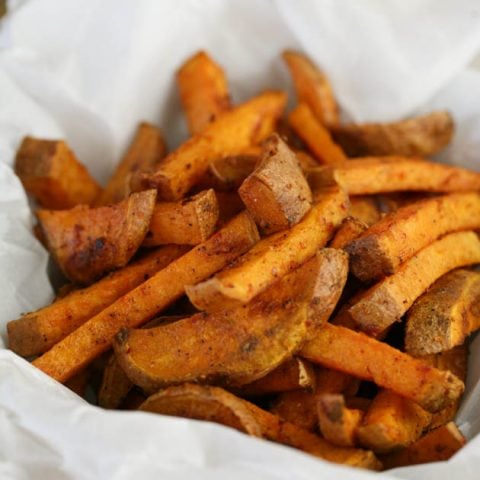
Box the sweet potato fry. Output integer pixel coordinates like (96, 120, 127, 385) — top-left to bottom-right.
(307, 157, 480, 195)
(65, 368, 90, 397)
(317, 394, 363, 447)
(216, 191, 245, 224)
(98, 355, 133, 409)
(140, 384, 380, 469)
(270, 390, 319, 431)
(349, 197, 381, 226)
(143, 189, 219, 246)
(346, 193, 480, 282)
(7, 245, 187, 357)
(177, 51, 231, 135)
(294, 150, 318, 171)
(32, 211, 259, 383)
(300, 323, 464, 413)
(289, 104, 347, 164)
(95, 123, 167, 206)
(405, 270, 480, 356)
(37, 190, 157, 284)
(381, 422, 465, 469)
(282, 50, 339, 127)
(113, 252, 336, 392)
(348, 231, 480, 337)
(186, 187, 349, 312)
(329, 217, 368, 249)
(331, 111, 454, 157)
(132, 91, 286, 200)
(239, 134, 313, 234)
(235, 358, 317, 397)
(15, 136, 101, 209)
(356, 390, 432, 453)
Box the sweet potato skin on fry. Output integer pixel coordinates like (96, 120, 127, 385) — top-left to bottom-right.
(301, 323, 464, 413)
(346, 193, 480, 282)
(239, 134, 312, 234)
(308, 157, 480, 195)
(331, 111, 454, 157)
(143, 189, 219, 246)
(405, 270, 480, 356)
(132, 91, 286, 201)
(32, 212, 260, 383)
(38, 190, 157, 285)
(186, 187, 349, 312)
(7, 245, 187, 357)
(283, 50, 339, 127)
(95, 122, 167, 206)
(15, 137, 101, 209)
(177, 51, 231, 135)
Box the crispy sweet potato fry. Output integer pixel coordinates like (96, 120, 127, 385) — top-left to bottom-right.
(114, 253, 336, 392)
(346, 193, 480, 282)
(7, 245, 187, 357)
(307, 157, 480, 195)
(32, 212, 260, 383)
(381, 422, 465, 469)
(356, 390, 432, 453)
(15, 136, 101, 209)
(348, 231, 480, 337)
(141, 384, 380, 469)
(95, 123, 167, 206)
(289, 104, 347, 165)
(329, 217, 368, 249)
(37, 190, 157, 284)
(282, 50, 339, 127)
(331, 111, 454, 157)
(239, 134, 313, 234)
(349, 197, 381, 226)
(186, 187, 349, 312)
(143, 189, 219, 246)
(405, 270, 480, 355)
(236, 358, 317, 397)
(301, 323, 464, 413)
(317, 394, 363, 447)
(177, 51, 231, 135)
(132, 91, 286, 200)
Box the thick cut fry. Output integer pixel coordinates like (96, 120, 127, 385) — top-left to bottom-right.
(38, 190, 157, 285)
(15, 137, 101, 209)
(186, 187, 349, 312)
(239, 134, 312, 234)
(177, 51, 231, 135)
(141, 384, 380, 469)
(329, 217, 368, 249)
(236, 358, 316, 397)
(349, 197, 381, 226)
(308, 157, 480, 195)
(405, 270, 480, 355)
(381, 422, 465, 469)
(95, 123, 167, 206)
(331, 111, 454, 157)
(114, 253, 336, 392)
(282, 50, 339, 127)
(7, 245, 187, 357)
(356, 390, 432, 453)
(301, 323, 464, 413)
(32, 212, 259, 383)
(346, 193, 480, 282)
(317, 394, 363, 447)
(132, 91, 286, 200)
(348, 232, 480, 336)
(143, 189, 219, 246)
(289, 104, 347, 164)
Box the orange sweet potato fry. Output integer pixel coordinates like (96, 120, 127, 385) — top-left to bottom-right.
(37, 190, 157, 284)
(95, 122, 167, 206)
(15, 136, 101, 209)
(329, 216, 368, 249)
(301, 323, 464, 413)
(270, 390, 319, 431)
(143, 189, 219, 246)
(132, 91, 286, 200)
(32, 211, 259, 383)
(177, 51, 231, 135)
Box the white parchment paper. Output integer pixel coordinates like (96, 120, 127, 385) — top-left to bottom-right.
(1, 1, 480, 478)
